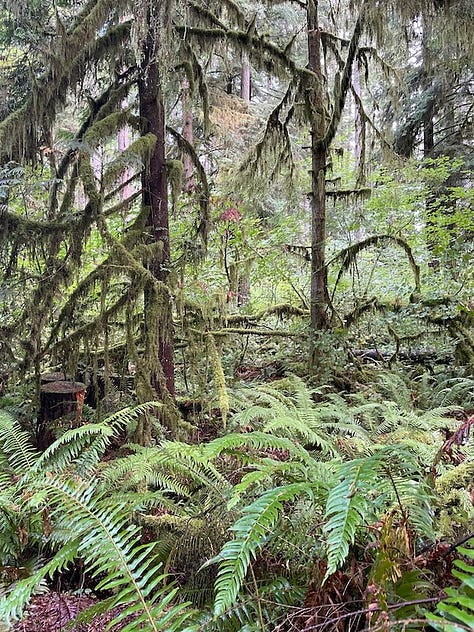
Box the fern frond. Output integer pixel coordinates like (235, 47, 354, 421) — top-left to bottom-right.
(431, 376, 474, 408)
(33, 423, 113, 475)
(56, 479, 192, 630)
(101, 402, 164, 434)
(323, 453, 383, 580)
(208, 482, 313, 615)
(0, 476, 194, 629)
(0, 411, 38, 474)
(381, 473, 435, 539)
(100, 446, 194, 497)
(227, 460, 311, 510)
(202, 431, 315, 467)
(0, 540, 80, 621)
(231, 377, 370, 458)
(427, 539, 474, 631)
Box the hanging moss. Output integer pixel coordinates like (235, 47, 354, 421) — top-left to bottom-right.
(326, 188, 372, 199)
(84, 109, 132, 147)
(103, 133, 157, 189)
(167, 126, 210, 247)
(207, 333, 229, 428)
(0, 209, 67, 240)
(332, 235, 421, 298)
(79, 156, 102, 214)
(135, 242, 164, 269)
(166, 159, 184, 214)
(237, 79, 299, 189)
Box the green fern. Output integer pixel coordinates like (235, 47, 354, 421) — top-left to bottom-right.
(430, 376, 474, 408)
(0, 404, 199, 630)
(1, 478, 195, 630)
(323, 453, 382, 579)
(323, 446, 435, 580)
(427, 539, 474, 631)
(0, 410, 38, 473)
(207, 482, 313, 616)
(230, 376, 369, 457)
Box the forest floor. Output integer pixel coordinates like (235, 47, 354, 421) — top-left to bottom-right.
(12, 593, 134, 631)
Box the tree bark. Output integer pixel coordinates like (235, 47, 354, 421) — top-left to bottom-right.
(307, 0, 329, 345)
(240, 50, 251, 101)
(138, 16, 175, 399)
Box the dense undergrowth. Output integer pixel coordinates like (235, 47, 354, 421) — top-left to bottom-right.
(0, 367, 473, 631)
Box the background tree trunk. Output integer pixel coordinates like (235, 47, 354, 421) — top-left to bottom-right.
(240, 51, 251, 101)
(182, 78, 194, 192)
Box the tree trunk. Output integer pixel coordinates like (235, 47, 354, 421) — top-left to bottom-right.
(118, 118, 132, 202)
(307, 0, 329, 353)
(237, 53, 252, 307)
(138, 17, 175, 401)
(353, 63, 366, 190)
(422, 15, 439, 270)
(240, 51, 251, 101)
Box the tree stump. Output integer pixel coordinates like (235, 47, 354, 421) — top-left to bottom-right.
(40, 371, 72, 384)
(37, 381, 86, 450)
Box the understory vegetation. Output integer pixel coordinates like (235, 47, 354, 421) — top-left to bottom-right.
(0, 0, 473, 630)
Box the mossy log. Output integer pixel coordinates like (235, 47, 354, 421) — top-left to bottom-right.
(37, 380, 86, 451)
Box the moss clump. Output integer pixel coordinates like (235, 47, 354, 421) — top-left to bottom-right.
(207, 333, 229, 428)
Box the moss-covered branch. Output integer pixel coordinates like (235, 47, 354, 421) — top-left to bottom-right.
(0, 1, 132, 160)
(227, 304, 308, 325)
(204, 328, 301, 338)
(325, 188, 371, 199)
(332, 234, 421, 297)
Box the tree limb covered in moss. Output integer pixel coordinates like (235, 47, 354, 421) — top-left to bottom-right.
(325, 188, 372, 199)
(227, 304, 308, 325)
(47, 290, 136, 357)
(204, 328, 302, 338)
(332, 235, 421, 298)
(320, 5, 365, 150)
(0, 3, 132, 160)
(0, 207, 68, 239)
(174, 24, 311, 81)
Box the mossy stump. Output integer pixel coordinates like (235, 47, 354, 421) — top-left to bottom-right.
(37, 381, 86, 450)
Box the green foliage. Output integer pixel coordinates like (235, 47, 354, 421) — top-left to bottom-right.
(207, 483, 313, 616)
(323, 446, 435, 580)
(1, 478, 194, 631)
(231, 375, 370, 457)
(427, 539, 474, 632)
(0, 405, 197, 629)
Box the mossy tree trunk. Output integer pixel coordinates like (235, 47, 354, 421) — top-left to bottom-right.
(307, 0, 329, 361)
(138, 11, 175, 402)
